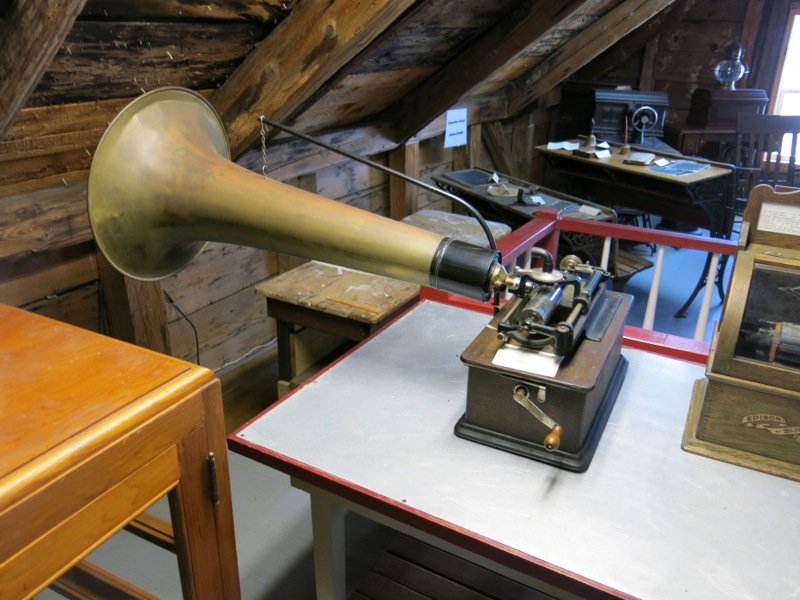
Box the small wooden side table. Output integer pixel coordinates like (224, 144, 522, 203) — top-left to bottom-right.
(256, 262, 419, 391)
(0, 304, 240, 599)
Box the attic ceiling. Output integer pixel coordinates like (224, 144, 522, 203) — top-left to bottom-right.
(0, 0, 677, 193)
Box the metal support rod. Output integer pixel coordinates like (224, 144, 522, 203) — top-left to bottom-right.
(258, 116, 497, 251)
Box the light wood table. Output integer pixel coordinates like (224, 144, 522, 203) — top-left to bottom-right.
(0, 304, 239, 599)
(537, 143, 734, 237)
(256, 261, 419, 388)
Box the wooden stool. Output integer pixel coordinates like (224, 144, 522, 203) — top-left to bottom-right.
(256, 262, 419, 395)
(0, 304, 240, 599)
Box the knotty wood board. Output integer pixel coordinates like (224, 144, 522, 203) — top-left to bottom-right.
(255, 261, 419, 325)
(0, 180, 89, 258)
(28, 21, 270, 106)
(161, 243, 271, 318)
(168, 283, 274, 370)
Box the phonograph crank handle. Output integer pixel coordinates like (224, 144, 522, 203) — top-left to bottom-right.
(512, 385, 562, 451)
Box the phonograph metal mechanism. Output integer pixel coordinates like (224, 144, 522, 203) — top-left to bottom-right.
(87, 87, 630, 473)
(458, 251, 631, 472)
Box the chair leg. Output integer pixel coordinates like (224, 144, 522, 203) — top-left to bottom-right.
(674, 252, 726, 318)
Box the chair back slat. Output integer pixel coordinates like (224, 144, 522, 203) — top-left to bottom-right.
(734, 115, 800, 204)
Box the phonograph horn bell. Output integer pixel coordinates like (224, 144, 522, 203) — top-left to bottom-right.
(87, 87, 507, 300)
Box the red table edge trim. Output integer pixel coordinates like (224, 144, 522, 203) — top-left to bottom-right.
(228, 435, 638, 600)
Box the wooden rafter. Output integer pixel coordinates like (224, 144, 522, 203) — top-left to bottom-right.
(211, 0, 418, 159)
(388, 0, 588, 142)
(0, 0, 88, 139)
(506, 0, 677, 116)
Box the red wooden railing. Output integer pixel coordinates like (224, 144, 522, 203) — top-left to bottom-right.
(422, 211, 739, 365)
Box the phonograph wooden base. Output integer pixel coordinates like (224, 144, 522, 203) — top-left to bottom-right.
(457, 290, 631, 472)
(455, 356, 627, 471)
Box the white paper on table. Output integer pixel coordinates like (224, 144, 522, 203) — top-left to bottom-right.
(546, 140, 580, 151)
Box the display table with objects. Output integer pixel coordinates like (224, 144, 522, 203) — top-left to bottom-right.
(537, 144, 735, 238)
(230, 300, 799, 600)
(0, 304, 239, 599)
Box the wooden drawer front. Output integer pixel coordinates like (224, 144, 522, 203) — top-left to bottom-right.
(0, 446, 180, 599)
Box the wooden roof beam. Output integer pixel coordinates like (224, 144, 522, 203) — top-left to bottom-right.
(506, 0, 677, 116)
(211, 0, 418, 159)
(0, 0, 88, 139)
(574, 0, 700, 83)
(388, 0, 588, 142)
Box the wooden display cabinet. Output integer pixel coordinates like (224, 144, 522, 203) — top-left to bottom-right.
(0, 304, 240, 598)
(684, 185, 800, 481)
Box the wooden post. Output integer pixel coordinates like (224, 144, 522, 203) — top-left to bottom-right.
(96, 253, 171, 354)
(511, 113, 536, 181)
(388, 143, 420, 220)
(483, 122, 514, 176)
(639, 36, 660, 91)
(452, 124, 483, 171)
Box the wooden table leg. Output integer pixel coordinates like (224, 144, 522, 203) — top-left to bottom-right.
(169, 381, 240, 600)
(276, 318, 294, 381)
(309, 492, 347, 600)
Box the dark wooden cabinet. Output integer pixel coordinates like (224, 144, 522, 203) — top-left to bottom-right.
(556, 82, 669, 145)
(688, 88, 769, 128)
(665, 88, 769, 161)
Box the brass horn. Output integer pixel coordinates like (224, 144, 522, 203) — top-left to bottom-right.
(88, 87, 505, 300)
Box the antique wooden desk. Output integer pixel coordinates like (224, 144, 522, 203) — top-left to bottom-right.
(0, 305, 239, 599)
(537, 145, 735, 238)
(231, 300, 800, 600)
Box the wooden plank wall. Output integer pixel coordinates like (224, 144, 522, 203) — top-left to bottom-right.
(0, 0, 769, 373)
(653, 0, 749, 125)
(565, 0, 754, 126)
(0, 126, 482, 371)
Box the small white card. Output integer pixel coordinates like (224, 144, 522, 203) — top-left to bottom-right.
(547, 140, 580, 151)
(492, 345, 562, 377)
(444, 108, 468, 148)
(578, 205, 601, 216)
(758, 202, 800, 236)
(594, 149, 612, 159)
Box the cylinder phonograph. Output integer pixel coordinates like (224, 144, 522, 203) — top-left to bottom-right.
(88, 87, 630, 471)
(683, 185, 800, 482)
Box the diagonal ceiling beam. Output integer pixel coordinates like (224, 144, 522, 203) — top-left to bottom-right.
(388, 0, 588, 142)
(575, 0, 699, 82)
(0, 0, 88, 139)
(212, 0, 418, 159)
(506, 0, 676, 116)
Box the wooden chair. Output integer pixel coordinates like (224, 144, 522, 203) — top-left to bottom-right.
(733, 114, 800, 214)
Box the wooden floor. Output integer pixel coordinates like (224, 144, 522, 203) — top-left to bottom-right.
(351, 534, 551, 600)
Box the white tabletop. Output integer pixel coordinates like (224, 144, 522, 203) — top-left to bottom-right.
(234, 301, 800, 600)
